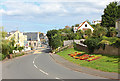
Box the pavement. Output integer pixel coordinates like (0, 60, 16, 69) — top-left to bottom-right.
(2, 48, 109, 80)
(50, 53, 120, 80)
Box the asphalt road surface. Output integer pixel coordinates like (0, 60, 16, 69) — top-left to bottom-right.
(2, 48, 107, 79)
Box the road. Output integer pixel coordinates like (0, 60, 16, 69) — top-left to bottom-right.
(2, 48, 106, 79)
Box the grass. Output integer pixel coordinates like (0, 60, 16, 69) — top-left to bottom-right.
(57, 48, 120, 73)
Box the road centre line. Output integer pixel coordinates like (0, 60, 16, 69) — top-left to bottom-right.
(33, 54, 49, 76)
(33, 51, 62, 79)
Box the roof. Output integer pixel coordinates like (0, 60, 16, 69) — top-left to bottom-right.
(116, 18, 120, 21)
(6, 30, 18, 37)
(23, 32, 39, 41)
(77, 21, 94, 30)
(6, 33, 11, 37)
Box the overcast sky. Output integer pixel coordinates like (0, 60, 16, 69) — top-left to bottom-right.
(0, 0, 119, 33)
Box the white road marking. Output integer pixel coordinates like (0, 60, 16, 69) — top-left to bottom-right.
(55, 77, 60, 79)
(33, 54, 49, 76)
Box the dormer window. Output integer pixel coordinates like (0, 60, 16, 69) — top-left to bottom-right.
(85, 24, 87, 27)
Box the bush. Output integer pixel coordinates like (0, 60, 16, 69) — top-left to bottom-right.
(98, 40, 111, 50)
(84, 38, 101, 53)
(0, 53, 7, 61)
(18, 47, 24, 52)
(112, 38, 120, 48)
(102, 36, 118, 44)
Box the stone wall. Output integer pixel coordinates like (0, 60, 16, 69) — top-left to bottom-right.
(94, 45, 120, 56)
(76, 44, 119, 56)
(76, 44, 89, 53)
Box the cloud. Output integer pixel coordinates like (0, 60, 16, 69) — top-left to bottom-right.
(0, 2, 68, 17)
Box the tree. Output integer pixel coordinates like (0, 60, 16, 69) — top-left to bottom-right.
(0, 27, 7, 38)
(101, 2, 118, 28)
(93, 27, 107, 37)
(75, 24, 79, 27)
(84, 29, 92, 37)
(109, 27, 117, 37)
(117, 3, 120, 18)
(9, 37, 15, 54)
(51, 34, 62, 49)
(46, 30, 59, 47)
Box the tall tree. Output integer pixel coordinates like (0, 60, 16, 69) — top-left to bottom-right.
(117, 2, 120, 18)
(101, 2, 118, 28)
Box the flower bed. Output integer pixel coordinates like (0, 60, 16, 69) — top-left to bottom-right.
(68, 52, 100, 62)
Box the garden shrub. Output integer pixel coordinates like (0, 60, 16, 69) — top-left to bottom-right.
(84, 38, 101, 53)
(112, 38, 120, 48)
(102, 36, 118, 44)
(98, 40, 111, 50)
(18, 47, 24, 52)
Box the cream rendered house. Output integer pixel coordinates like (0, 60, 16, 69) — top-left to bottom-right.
(6, 30, 27, 47)
(116, 18, 120, 37)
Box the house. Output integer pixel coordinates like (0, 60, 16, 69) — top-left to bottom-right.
(92, 20, 101, 25)
(6, 30, 27, 47)
(23, 32, 41, 48)
(74, 21, 94, 33)
(65, 25, 71, 29)
(116, 18, 120, 37)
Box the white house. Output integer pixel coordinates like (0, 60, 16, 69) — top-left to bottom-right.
(92, 20, 101, 25)
(74, 21, 94, 33)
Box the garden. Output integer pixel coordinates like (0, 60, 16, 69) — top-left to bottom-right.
(57, 48, 120, 73)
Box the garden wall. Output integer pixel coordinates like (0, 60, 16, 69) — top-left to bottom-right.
(94, 45, 120, 56)
(64, 39, 86, 46)
(76, 44, 89, 53)
(76, 44, 119, 56)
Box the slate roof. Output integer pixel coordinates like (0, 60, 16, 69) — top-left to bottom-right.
(116, 18, 120, 21)
(23, 32, 38, 41)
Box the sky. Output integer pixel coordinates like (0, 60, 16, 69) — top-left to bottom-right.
(0, 0, 119, 33)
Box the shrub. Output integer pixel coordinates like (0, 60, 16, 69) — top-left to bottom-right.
(98, 40, 111, 50)
(112, 38, 120, 48)
(18, 47, 24, 52)
(102, 36, 118, 44)
(84, 38, 101, 53)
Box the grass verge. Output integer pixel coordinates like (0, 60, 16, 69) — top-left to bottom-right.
(57, 48, 120, 73)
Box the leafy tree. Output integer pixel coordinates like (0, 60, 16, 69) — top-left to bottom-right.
(75, 24, 79, 27)
(84, 29, 92, 37)
(9, 37, 15, 54)
(51, 34, 62, 49)
(0, 27, 7, 38)
(101, 2, 118, 28)
(93, 27, 107, 37)
(46, 30, 59, 47)
(109, 27, 117, 37)
(74, 33, 81, 40)
(67, 32, 75, 40)
(117, 3, 120, 18)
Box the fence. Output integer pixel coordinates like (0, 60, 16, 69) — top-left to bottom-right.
(64, 39, 86, 46)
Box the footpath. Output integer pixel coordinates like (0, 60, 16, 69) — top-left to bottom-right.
(50, 53, 120, 80)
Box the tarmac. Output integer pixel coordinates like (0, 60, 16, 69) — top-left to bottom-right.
(50, 53, 120, 80)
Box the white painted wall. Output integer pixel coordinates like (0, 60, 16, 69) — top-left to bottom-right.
(78, 21, 94, 32)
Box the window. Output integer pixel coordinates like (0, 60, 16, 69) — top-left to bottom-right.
(29, 43, 31, 46)
(34, 43, 36, 46)
(85, 24, 87, 27)
(18, 33, 19, 43)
